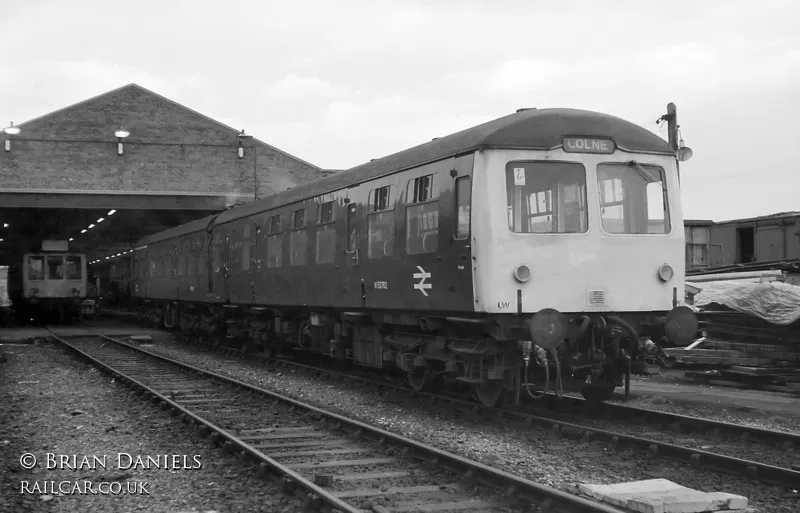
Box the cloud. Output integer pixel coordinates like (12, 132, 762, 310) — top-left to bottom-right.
(264, 75, 350, 102)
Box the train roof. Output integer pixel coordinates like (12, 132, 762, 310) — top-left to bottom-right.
(136, 108, 674, 244)
(214, 108, 673, 225)
(136, 214, 217, 247)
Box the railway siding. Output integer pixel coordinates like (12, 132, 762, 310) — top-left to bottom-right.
(128, 333, 799, 512)
(51, 333, 626, 513)
(0, 342, 295, 512)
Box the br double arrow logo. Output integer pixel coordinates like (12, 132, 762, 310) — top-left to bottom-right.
(413, 266, 432, 297)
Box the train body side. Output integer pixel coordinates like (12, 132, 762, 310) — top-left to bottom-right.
(133, 154, 477, 314)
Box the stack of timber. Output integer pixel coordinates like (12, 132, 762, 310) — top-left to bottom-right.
(664, 310, 800, 393)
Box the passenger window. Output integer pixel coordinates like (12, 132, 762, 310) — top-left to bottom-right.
(66, 256, 82, 280)
(368, 186, 394, 259)
(267, 214, 283, 268)
(290, 208, 307, 266)
(47, 256, 64, 280)
(316, 201, 336, 264)
(454, 176, 471, 239)
(405, 174, 439, 255)
(28, 256, 44, 280)
(346, 204, 357, 252)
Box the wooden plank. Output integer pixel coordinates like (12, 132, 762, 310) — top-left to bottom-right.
(701, 340, 791, 352)
(267, 448, 368, 459)
(674, 357, 778, 366)
(333, 484, 456, 499)
(389, 500, 507, 512)
(238, 426, 317, 435)
(288, 457, 395, 469)
(335, 471, 410, 482)
(240, 432, 328, 441)
(251, 440, 347, 450)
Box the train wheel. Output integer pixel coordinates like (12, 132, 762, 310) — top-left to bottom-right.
(407, 363, 435, 392)
(475, 381, 505, 408)
(580, 384, 615, 403)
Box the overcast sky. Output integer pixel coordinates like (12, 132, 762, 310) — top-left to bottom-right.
(1, 0, 797, 221)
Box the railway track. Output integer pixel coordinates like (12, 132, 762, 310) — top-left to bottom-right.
(186, 341, 800, 489)
(48, 332, 624, 513)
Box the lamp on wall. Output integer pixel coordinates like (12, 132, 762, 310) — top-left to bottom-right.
(237, 129, 251, 159)
(3, 121, 21, 152)
(676, 126, 693, 162)
(115, 127, 130, 155)
(236, 129, 258, 200)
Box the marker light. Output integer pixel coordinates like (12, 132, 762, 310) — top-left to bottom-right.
(657, 263, 674, 282)
(513, 264, 532, 283)
(81, 229, 87, 234)
(108, 209, 116, 216)
(88, 224, 95, 229)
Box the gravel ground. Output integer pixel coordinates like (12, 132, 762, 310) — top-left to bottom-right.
(616, 392, 800, 436)
(138, 334, 799, 512)
(0, 342, 303, 513)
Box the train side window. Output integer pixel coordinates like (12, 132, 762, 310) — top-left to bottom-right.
(454, 176, 471, 239)
(267, 214, 283, 268)
(316, 201, 336, 264)
(28, 256, 44, 280)
(290, 208, 308, 266)
(47, 256, 64, 280)
(368, 186, 394, 259)
(66, 256, 82, 280)
(405, 174, 439, 255)
(346, 203, 357, 252)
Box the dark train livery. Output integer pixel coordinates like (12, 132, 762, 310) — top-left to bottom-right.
(130, 108, 698, 404)
(8, 240, 88, 323)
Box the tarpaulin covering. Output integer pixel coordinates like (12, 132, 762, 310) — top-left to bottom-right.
(694, 281, 800, 325)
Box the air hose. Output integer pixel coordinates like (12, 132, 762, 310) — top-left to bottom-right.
(523, 345, 549, 399)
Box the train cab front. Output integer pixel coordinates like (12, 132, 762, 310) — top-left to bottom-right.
(471, 140, 695, 402)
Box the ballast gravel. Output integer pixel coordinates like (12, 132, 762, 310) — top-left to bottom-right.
(140, 334, 799, 513)
(0, 342, 302, 513)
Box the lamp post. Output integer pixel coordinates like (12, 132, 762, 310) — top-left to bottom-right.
(115, 127, 130, 155)
(3, 121, 21, 152)
(237, 129, 258, 200)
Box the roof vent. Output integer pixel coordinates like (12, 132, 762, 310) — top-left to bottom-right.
(431, 137, 439, 141)
(516, 108, 536, 113)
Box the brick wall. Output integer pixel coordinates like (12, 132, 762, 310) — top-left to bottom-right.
(0, 84, 325, 200)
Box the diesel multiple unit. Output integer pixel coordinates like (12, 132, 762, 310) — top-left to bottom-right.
(129, 108, 698, 404)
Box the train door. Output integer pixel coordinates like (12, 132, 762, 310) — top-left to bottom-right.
(344, 200, 363, 307)
(439, 154, 475, 311)
(248, 221, 260, 303)
(223, 232, 232, 303)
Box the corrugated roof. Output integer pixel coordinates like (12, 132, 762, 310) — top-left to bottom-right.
(212, 108, 674, 226)
(686, 211, 800, 226)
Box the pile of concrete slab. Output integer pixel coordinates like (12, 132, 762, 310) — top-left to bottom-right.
(579, 479, 751, 513)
